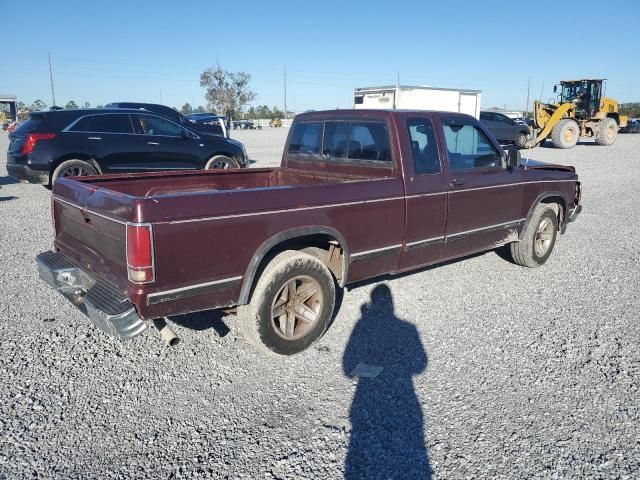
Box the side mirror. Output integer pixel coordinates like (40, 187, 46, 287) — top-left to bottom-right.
(506, 148, 521, 168)
(553, 85, 557, 93)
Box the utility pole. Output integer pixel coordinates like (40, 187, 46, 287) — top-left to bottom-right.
(284, 66, 287, 119)
(397, 71, 400, 87)
(48, 52, 56, 107)
(525, 76, 531, 117)
(539, 82, 545, 102)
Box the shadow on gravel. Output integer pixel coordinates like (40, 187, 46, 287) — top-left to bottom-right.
(343, 284, 431, 479)
(0, 196, 17, 202)
(0, 176, 19, 186)
(168, 309, 231, 337)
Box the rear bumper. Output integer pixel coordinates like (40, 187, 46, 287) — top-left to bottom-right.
(6, 162, 49, 184)
(36, 251, 147, 340)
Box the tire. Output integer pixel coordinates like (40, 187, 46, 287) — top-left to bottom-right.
(51, 159, 98, 187)
(204, 155, 240, 169)
(237, 250, 336, 355)
(510, 204, 559, 267)
(515, 131, 529, 148)
(595, 117, 617, 146)
(550, 119, 580, 149)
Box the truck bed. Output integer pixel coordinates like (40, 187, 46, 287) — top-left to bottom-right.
(51, 166, 403, 319)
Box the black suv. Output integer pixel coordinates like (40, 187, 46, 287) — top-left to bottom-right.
(106, 102, 227, 137)
(479, 111, 531, 148)
(6, 108, 248, 186)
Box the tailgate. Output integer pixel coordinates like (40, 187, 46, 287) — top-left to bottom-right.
(52, 179, 137, 293)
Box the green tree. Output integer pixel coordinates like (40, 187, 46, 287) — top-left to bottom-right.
(194, 105, 206, 113)
(272, 106, 284, 119)
(620, 103, 640, 118)
(181, 102, 193, 115)
(96, 105, 104, 109)
(30, 99, 47, 111)
(200, 64, 256, 121)
(65, 100, 79, 109)
(83, 101, 91, 109)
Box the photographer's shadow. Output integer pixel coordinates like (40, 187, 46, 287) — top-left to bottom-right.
(343, 284, 431, 479)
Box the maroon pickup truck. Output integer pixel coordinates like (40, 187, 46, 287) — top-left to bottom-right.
(37, 109, 582, 355)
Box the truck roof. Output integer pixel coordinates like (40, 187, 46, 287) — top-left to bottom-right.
(354, 85, 481, 94)
(294, 109, 475, 121)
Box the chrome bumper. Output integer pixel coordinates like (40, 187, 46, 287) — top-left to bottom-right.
(36, 251, 147, 340)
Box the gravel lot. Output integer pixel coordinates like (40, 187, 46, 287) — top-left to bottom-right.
(1, 127, 639, 479)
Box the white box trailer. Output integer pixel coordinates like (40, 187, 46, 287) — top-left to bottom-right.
(353, 85, 482, 119)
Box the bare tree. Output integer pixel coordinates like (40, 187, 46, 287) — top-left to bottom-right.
(200, 64, 256, 123)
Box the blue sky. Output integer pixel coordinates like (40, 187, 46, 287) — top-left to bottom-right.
(1, 0, 638, 113)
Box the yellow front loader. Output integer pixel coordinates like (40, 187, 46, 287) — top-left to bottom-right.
(532, 79, 627, 149)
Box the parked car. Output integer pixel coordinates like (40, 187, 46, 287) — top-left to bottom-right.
(619, 119, 640, 133)
(6, 108, 248, 186)
(184, 113, 227, 137)
(106, 102, 229, 138)
(37, 109, 582, 355)
(480, 111, 532, 148)
(513, 117, 535, 127)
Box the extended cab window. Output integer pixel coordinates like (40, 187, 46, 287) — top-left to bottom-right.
(71, 114, 133, 134)
(132, 114, 182, 136)
(348, 122, 391, 162)
(288, 122, 322, 157)
(443, 121, 502, 170)
(407, 118, 440, 174)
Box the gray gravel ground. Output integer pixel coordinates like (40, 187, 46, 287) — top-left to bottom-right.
(1, 128, 639, 479)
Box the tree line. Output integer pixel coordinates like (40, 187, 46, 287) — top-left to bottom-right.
(620, 103, 640, 118)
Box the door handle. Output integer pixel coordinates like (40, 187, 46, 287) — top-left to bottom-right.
(450, 179, 466, 187)
(87, 136, 102, 140)
(146, 141, 159, 146)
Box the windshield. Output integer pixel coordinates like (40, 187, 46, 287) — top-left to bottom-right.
(561, 81, 587, 102)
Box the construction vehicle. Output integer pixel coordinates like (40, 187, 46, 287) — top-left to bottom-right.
(270, 118, 282, 128)
(532, 79, 627, 149)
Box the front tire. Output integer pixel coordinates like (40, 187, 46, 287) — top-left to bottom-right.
(238, 250, 336, 355)
(515, 131, 529, 148)
(595, 117, 617, 146)
(550, 119, 580, 149)
(204, 155, 240, 169)
(51, 159, 98, 187)
(510, 204, 559, 267)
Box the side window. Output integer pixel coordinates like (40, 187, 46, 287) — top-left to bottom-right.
(442, 121, 502, 170)
(322, 121, 350, 159)
(132, 114, 182, 136)
(495, 114, 511, 124)
(480, 112, 493, 121)
(407, 118, 440, 174)
(77, 114, 133, 134)
(287, 122, 322, 157)
(68, 116, 93, 132)
(348, 122, 391, 162)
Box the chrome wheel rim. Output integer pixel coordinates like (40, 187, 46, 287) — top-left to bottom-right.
(60, 166, 91, 177)
(534, 217, 554, 257)
(211, 159, 231, 169)
(271, 275, 323, 340)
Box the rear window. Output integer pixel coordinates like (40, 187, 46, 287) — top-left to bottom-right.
(14, 117, 42, 134)
(288, 122, 322, 157)
(348, 122, 391, 162)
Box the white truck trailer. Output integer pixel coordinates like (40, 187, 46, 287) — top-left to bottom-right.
(353, 85, 482, 119)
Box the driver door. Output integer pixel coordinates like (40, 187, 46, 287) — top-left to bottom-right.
(440, 116, 524, 259)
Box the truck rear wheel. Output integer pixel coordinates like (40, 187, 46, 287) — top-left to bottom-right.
(238, 250, 336, 355)
(595, 117, 617, 146)
(550, 119, 580, 149)
(510, 204, 559, 267)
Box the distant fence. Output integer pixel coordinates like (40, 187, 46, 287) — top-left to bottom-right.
(233, 118, 293, 129)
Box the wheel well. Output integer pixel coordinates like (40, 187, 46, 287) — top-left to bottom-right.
(540, 196, 566, 226)
(606, 113, 620, 125)
(239, 233, 346, 305)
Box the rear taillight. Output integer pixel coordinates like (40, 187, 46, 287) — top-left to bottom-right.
(126, 223, 155, 284)
(20, 133, 56, 155)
